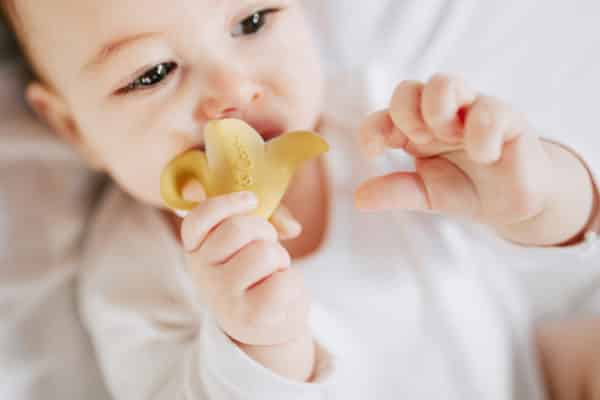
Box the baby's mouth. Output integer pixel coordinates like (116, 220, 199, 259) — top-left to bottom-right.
(194, 119, 286, 152)
(243, 118, 287, 142)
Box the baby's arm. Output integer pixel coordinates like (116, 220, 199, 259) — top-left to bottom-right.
(356, 75, 598, 247)
(356, 74, 600, 399)
(536, 319, 600, 400)
(78, 189, 332, 400)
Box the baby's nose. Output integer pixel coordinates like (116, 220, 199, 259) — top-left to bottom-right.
(195, 100, 241, 121)
(194, 73, 263, 121)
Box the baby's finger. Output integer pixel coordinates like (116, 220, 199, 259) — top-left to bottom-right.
(359, 110, 394, 159)
(415, 158, 480, 218)
(199, 215, 278, 265)
(182, 180, 207, 202)
(172, 180, 208, 218)
(181, 191, 258, 252)
(355, 172, 430, 212)
(355, 157, 480, 219)
(385, 127, 410, 150)
(389, 81, 433, 145)
(464, 96, 528, 164)
(223, 240, 291, 295)
(421, 74, 476, 143)
(270, 205, 302, 240)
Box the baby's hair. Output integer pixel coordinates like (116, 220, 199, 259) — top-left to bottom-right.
(0, 0, 12, 14)
(1, 0, 39, 81)
(0, 0, 17, 35)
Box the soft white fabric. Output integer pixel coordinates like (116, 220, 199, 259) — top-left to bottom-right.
(305, 0, 600, 181)
(2, 1, 600, 399)
(0, 62, 111, 399)
(78, 95, 599, 399)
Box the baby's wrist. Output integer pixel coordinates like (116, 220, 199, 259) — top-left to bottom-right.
(235, 331, 317, 382)
(496, 141, 596, 247)
(546, 140, 600, 247)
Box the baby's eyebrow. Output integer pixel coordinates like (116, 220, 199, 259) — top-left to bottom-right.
(84, 31, 161, 72)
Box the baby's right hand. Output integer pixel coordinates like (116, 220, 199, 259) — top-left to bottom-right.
(180, 183, 310, 347)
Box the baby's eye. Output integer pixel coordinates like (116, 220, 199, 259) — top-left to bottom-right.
(118, 62, 178, 94)
(232, 8, 279, 37)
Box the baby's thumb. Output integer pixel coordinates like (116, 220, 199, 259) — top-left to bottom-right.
(173, 180, 207, 218)
(182, 180, 207, 202)
(271, 205, 302, 240)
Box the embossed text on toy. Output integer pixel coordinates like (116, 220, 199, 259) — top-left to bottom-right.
(233, 135, 254, 187)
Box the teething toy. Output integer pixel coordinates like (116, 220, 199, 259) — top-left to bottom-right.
(160, 119, 329, 219)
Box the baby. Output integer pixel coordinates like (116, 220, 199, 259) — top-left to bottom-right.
(2, 0, 600, 399)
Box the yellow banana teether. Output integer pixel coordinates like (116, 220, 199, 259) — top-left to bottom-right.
(160, 119, 329, 219)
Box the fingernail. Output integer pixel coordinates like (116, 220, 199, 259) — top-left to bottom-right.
(284, 217, 302, 234)
(279, 220, 303, 240)
(182, 180, 205, 202)
(174, 209, 189, 218)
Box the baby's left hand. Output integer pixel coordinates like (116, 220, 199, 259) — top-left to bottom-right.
(356, 74, 597, 246)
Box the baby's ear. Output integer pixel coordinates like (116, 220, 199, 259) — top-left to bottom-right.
(26, 82, 79, 145)
(25, 82, 105, 171)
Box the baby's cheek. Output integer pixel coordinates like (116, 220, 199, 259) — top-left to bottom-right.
(73, 99, 176, 209)
(107, 151, 166, 208)
(263, 13, 323, 124)
(274, 61, 323, 128)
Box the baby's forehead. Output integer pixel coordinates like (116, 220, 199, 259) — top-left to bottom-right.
(18, 0, 217, 49)
(13, 0, 303, 89)
(14, 0, 185, 72)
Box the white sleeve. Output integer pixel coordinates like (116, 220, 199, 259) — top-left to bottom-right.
(463, 219, 600, 322)
(512, 141, 600, 319)
(77, 190, 335, 400)
(511, 240, 600, 320)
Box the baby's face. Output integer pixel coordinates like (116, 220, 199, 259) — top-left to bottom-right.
(20, 0, 323, 208)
